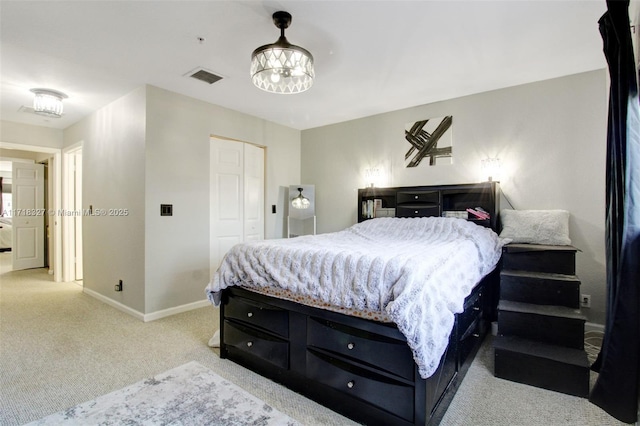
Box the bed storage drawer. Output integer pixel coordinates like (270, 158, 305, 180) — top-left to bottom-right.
(396, 190, 439, 205)
(223, 320, 289, 369)
(458, 317, 483, 366)
(396, 205, 440, 218)
(225, 294, 289, 338)
(307, 317, 414, 380)
(458, 288, 483, 334)
(306, 350, 415, 422)
(396, 190, 440, 218)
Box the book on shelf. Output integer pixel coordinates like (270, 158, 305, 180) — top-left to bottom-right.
(466, 207, 490, 220)
(362, 200, 376, 219)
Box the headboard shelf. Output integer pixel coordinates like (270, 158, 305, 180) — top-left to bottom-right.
(358, 182, 500, 231)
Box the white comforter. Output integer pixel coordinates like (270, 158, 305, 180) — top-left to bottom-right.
(206, 217, 507, 378)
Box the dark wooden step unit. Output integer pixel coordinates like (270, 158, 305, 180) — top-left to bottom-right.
(494, 244, 590, 398)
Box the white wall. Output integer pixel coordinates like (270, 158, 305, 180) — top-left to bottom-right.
(64, 87, 147, 313)
(143, 86, 300, 314)
(0, 121, 63, 149)
(301, 70, 609, 324)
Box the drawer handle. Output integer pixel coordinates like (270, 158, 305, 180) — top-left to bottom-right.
(347, 342, 355, 350)
(414, 210, 419, 214)
(414, 195, 419, 199)
(347, 380, 355, 389)
(473, 307, 480, 311)
(246, 341, 253, 347)
(472, 333, 480, 338)
(247, 312, 253, 318)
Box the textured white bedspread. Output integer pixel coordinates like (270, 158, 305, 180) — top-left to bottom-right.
(206, 217, 507, 378)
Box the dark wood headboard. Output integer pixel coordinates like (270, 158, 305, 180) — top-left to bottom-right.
(357, 181, 500, 231)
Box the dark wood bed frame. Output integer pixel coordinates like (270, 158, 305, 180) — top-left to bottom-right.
(219, 182, 500, 425)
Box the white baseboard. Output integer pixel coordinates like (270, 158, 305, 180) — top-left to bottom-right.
(83, 287, 145, 321)
(83, 288, 211, 322)
(143, 299, 211, 322)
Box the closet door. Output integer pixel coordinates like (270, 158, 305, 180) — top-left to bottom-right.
(210, 138, 264, 274)
(244, 143, 264, 242)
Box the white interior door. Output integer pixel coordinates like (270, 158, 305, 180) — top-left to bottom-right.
(211, 138, 244, 273)
(12, 162, 45, 270)
(210, 138, 264, 273)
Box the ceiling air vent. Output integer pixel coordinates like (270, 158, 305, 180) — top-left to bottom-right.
(186, 67, 223, 85)
(18, 105, 36, 114)
(19, 105, 65, 117)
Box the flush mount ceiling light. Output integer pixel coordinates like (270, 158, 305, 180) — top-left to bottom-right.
(291, 187, 311, 209)
(30, 88, 67, 118)
(250, 11, 314, 94)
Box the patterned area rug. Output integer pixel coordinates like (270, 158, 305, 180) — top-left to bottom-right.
(27, 361, 301, 425)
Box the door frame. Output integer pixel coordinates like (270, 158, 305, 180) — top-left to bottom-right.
(0, 142, 62, 282)
(62, 142, 82, 282)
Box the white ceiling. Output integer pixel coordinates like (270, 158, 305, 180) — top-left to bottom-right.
(0, 1, 609, 132)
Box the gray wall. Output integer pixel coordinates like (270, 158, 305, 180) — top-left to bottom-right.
(301, 70, 609, 324)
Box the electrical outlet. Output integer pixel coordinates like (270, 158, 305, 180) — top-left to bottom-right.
(581, 294, 591, 308)
(115, 280, 123, 292)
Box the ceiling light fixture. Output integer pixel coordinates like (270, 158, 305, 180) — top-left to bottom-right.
(250, 11, 314, 94)
(30, 88, 67, 118)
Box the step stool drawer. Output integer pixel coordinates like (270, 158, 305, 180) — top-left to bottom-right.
(500, 271, 581, 308)
(494, 342, 589, 398)
(502, 245, 576, 275)
(498, 309, 585, 349)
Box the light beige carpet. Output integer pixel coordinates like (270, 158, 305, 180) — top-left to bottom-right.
(0, 252, 625, 425)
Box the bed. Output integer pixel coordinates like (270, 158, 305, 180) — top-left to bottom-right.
(0, 217, 12, 251)
(207, 182, 503, 425)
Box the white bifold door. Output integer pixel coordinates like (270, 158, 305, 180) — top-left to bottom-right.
(12, 162, 45, 270)
(210, 138, 264, 274)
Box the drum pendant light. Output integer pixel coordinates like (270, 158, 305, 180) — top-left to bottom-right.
(250, 11, 314, 94)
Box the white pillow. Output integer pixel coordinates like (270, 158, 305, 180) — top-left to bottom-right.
(499, 209, 571, 245)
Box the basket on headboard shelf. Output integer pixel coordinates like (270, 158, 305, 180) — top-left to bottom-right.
(442, 211, 468, 219)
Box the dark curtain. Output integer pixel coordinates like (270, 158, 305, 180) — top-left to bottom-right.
(590, 0, 640, 423)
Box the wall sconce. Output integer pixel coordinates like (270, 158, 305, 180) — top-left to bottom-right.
(30, 88, 68, 118)
(481, 157, 501, 182)
(364, 167, 384, 188)
(291, 187, 310, 209)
